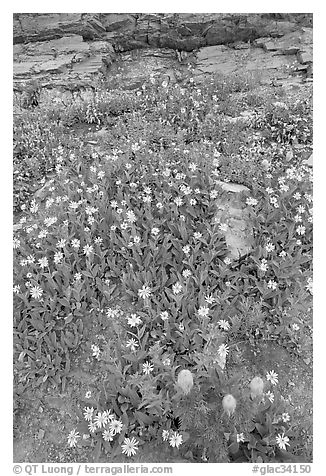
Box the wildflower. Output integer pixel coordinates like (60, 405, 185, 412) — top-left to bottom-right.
(267, 280, 278, 290)
(30, 201, 39, 214)
(160, 311, 169, 321)
(182, 269, 192, 279)
(142, 361, 154, 375)
(210, 190, 219, 199)
(143, 186, 152, 195)
(133, 235, 141, 244)
(198, 306, 210, 318)
(30, 285, 43, 300)
(121, 437, 139, 457)
(27, 254, 35, 264)
(67, 429, 80, 448)
(88, 215, 95, 226)
(162, 357, 171, 366)
(218, 320, 230, 331)
(204, 294, 215, 304)
(94, 412, 108, 429)
(279, 251, 287, 258)
(13, 285, 21, 294)
(156, 202, 163, 209)
(138, 285, 152, 300)
(126, 210, 137, 223)
(151, 227, 160, 236)
(83, 244, 94, 256)
(110, 201, 118, 209)
(292, 323, 300, 331)
(91, 344, 101, 360)
(94, 237, 103, 245)
(219, 223, 228, 232)
(246, 197, 258, 206)
(143, 195, 152, 204)
(85, 391, 92, 399)
(178, 323, 185, 331)
(174, 197, 183, 207)
(265, 243, 275, 253)
(237, 433, 245, 443)
(169, 431, 183, 448)
(189, 162, 197, 172)
(265, 391, 274, 403)
(296, 225, 306, 235)
(194, 232, 202, 239)
(57, 239, 66, 248)
(71, 239, 80, 249)
(88, 422, 97, 433)
(282, 413, 291, 423)
(276, 433, 290, 451)
(162, 430, 170, 441)
(126, 338, 139, 352)
(279, 183, 289, 193)
(38, 230, 48, 239)
(13, 237, 20, 249)
(54, 251, 64, 264)
(107, 308, 117, 318)
(182, 245, 191, 255)
(260, 158, 270, 170)
(259, 259, 268, 272)
(103, 410, 115, 422)
(218, 344, 229, 358)
(250, 377, 264, 399)
(266, 370, 279, 385)
(293, 192, 301, 200)
(177, 369, 193, 395)
(109, 419, 123, 435)
(38, 257, 49, 268)
(102, 429, 114, 441)
(172, 282, 183, 294)
(74, 272, 82, 281)
(296, 239, 302, 246)
(127, 314, 142, 327)
(266, 187, 274, 195)
(83, 407, 94, 421)
(190, 198, 197, 206)
(222, 394, 237, 416)
(306, 277, 313, 295)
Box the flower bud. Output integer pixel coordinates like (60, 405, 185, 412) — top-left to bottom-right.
(177, 369, 194, 395)
(222, 394, 237, 416)
(249, 376, 264, 400)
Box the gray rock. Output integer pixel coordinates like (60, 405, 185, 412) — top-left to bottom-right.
(297, 49, 313, 64)
(303, 154, 313, 167)
(213, 181, 253, 259)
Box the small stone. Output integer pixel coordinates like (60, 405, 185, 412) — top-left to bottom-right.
(303, 154, 313, 167)
(38, 429, 45, 440)
(39, 406, 43, 413)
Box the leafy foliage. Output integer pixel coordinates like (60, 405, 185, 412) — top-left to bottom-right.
(13, 71, 312, 462)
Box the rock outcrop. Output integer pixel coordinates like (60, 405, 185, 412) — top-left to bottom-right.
(13, 13, 313, 91)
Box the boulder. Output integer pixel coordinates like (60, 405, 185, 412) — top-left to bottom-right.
(213, 181, 253, 259)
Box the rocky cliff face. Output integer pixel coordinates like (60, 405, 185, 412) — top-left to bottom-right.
(13, 13, 313, 90)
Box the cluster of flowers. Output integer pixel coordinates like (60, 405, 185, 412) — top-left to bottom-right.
(67, 407, 140, 457)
